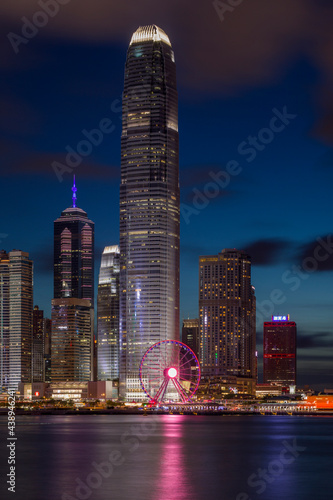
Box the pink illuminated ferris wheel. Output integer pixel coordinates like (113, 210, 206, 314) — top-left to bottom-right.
(139, 340, 201, 403)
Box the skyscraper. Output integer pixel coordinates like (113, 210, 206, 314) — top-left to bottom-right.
(97, 245, 120, 381)
(119, 26, 180, 400)
(0, 250, 33, 391)
(44, 317, 52, 382)
(51, 298, 93, 382)
(199, 249, 256, 380)
(0, 250, 10, 391)
(32, 305, 44, 382)
(54, 178, 94, 302)
(182, 319, 199, 360)
(51, 180, 94, 382)
(263, 315, 297, 386)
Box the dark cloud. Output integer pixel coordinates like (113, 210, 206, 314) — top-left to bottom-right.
(1, 152, 120, 180)
(297, 331, 333, 349)
(0, 0, 330, 91)
(180, 166, 220, 189)
(180, 164, 237, 205)
(180, 164, 246, 190)
(297, 235, 333, 272)
(2, 1, 333, 142)
(242, 238, 292, 265)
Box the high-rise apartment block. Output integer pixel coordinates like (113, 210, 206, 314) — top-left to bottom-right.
(199, 249, 256, 380)
(263, 315, 296, 386)
(97, 245, 120, 381)
(119, 26, 180, 399)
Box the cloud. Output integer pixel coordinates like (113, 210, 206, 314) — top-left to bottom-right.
(0, 0, 331, 90)
(0, 151, 120, 180)
(297, 235, 333, 272)
(2, 1, 333, 142)
(180, 163, 237, 205)
(242, 238, 292, 265)
(297, 331, 333, 349)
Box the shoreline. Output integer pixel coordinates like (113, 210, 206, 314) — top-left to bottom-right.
(1, 409, 332, 416)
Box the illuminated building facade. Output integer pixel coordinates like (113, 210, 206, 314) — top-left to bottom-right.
(182, 319, 199, 360)
(97, 245, 120, 381)
(44, 317, 52, 382)
(119, 26, 180, 399)
(53, 178, 94, 302)
(0, 250, 33, 390)
(51, 298, 93, 382)
(32, 305, 44, 382)
(51, 180, 94, 382)
(0, 250, 10, 391)
(199, 249, 256, 380)
(263, 315, 296, 386)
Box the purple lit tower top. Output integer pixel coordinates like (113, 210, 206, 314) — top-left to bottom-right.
(72, 175, 77, 208)
(53, 178, 95, 302)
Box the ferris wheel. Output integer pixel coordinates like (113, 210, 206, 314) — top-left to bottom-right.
(139, 340, 201, 403)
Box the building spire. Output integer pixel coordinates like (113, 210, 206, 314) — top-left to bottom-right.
(72, 175, 77, 208)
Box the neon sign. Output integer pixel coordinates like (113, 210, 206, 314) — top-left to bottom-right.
(272, 315, 289, 321)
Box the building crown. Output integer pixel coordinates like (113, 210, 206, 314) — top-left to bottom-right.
(130, 25, 171, 47)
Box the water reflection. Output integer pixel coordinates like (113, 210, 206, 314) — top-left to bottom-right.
(153, 415, 194, 500)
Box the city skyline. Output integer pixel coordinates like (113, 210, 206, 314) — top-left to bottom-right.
(1, 2, 333, 388)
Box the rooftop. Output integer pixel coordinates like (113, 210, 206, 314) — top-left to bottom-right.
(130, 25, 171, 47)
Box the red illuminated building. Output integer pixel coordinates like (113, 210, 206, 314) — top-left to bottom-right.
(263, 315, 296, 386)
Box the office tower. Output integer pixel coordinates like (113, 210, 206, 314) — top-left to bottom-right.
(119, 25, 180, 399)
(51, 180, 94, 382)
(182, 319, 199, 359)
(0, 250, 10, 391)
(44, 317, 52, 382)
(32, 305, 44, 382)
(51, 298, 93, 382)
(0, 250, 33, 391)
(199, 249, 256, 380)
(97, 245, 120, 381)
(54, 177, 94, 302)
(263, 315, 296, 386)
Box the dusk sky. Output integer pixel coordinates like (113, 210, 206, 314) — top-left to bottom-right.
(1, 0, 333, 388)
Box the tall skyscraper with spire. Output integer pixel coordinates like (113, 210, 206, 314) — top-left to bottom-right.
(119, 25, 180, 400)
(51, 180, 95, 382)
(53, 176, 94, 302)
